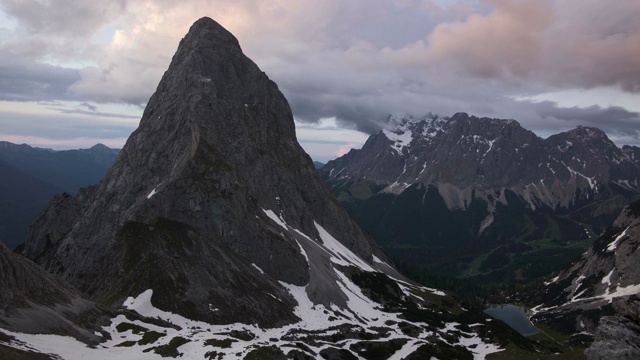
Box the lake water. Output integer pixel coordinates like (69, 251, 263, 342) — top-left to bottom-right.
(484, 304, 540, 336)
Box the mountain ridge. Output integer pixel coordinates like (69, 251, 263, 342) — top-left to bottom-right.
(324, 112, 639, 207)
(320, 112, 640, 282)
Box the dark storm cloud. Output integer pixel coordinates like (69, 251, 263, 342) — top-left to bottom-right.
(530, 101, 640, 140)
(0, 62, 81, 101)
(286, 91, 385, 135)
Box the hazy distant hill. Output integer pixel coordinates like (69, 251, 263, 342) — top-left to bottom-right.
(0, 142, 119, 194)
(0, 142, 119, 248)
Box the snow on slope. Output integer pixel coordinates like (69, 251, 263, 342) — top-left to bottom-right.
(383, 127, 413, 155)
(381, 114, 446, 155)
(1, 208, 503, 359)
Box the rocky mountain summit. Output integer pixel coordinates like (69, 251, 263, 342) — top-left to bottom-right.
(21, 15, 401, 327)
(0, 17, 545, 359)
(321, 113, 640, 282)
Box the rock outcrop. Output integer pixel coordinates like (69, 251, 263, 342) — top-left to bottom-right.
(585, 295, 640, 359)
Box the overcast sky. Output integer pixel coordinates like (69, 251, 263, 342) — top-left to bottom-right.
(0, 0, 639, 162)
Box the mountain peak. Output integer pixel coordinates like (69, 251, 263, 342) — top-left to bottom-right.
(570, 125, 608, 138)
(450, 112, 470, 121)
(549, 125, 616, 150)
(140, 15, 290, 135)
(181, 16, 241, 52)
(89, 143, 110, 151)
(24, 17, 385, 327)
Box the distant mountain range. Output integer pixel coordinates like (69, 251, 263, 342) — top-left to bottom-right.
(320, 113, 640, 283)
(0, 142, 119, 248)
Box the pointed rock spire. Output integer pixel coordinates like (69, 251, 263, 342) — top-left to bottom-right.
(24, 17, 385, 326)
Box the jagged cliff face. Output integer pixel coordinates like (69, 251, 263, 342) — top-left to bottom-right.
(585, 295, 640, 359)
(321, 113, 640, 281)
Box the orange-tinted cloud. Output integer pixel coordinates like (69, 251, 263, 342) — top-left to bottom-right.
(336, 145, 354, 157)
(426, 0, 553, 79)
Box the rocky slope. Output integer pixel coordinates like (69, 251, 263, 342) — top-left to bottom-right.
(528, 200, 640, 335)
(0, 242, 101, 341)
(507, 199, 640, 358)
(0, 17, 545, 359)
(321, 113, 640, 282)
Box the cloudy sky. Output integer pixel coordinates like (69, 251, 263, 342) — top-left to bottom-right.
(1, 0, 639, 162)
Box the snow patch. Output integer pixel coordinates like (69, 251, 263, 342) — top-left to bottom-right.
(262, 208, 287, 230)
(566, 166, 597, 190)
(607, 227, 629, 252)
(146, 188, 157, 199)
(251, 263, 265, 275)
(382, 128, 413, 155)
(601, 269, 614, 287)
(544, 275, 560, 286)
(314, 221, 375, 272)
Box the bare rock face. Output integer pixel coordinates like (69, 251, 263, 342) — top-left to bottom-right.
(22, 187, 95, 262)
(0, 242, 99, 340)
(24, 17, 385, 327)
(585, 296, 640, 360)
